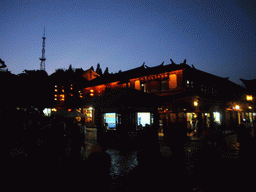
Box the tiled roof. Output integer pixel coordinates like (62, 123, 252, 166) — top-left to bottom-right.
(86, 62, 187, 87)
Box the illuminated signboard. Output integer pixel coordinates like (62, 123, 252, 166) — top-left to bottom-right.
(137, 112, 150, 127)
(105, 113, 116, 128)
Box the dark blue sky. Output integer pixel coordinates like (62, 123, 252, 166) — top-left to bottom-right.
(1, 0, 255, 86)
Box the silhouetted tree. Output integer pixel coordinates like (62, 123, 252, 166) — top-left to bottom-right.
(103, 67, 109, 75)
(17, 70, 51, 112)
(96, 63, 102, 76)
(0, 58, 7, 68)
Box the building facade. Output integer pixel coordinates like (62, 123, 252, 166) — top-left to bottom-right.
(81, 60, 254, 130)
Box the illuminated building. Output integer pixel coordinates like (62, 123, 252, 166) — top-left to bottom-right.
(81, 59, 251, 129)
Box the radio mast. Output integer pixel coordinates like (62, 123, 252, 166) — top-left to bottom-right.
(39, 27, 46, 71)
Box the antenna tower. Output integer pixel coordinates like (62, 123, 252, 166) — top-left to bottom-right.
(39, 28, 46, 71)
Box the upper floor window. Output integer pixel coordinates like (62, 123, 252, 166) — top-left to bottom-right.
(169, 74, 177, 89)
(201, 84, 207, 93)
(135, 80, 140, 90)
(161, 80, 166, 91)
(187, 80, 193, 88)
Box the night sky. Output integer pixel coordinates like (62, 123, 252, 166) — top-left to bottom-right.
(1, 0, 255, 86)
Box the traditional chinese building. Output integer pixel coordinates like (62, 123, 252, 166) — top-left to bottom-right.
(81, 59, 252, 130)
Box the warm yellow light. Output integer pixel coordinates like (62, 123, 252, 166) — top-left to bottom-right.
(55, 89, 58, 92)
(62, 89, 64, 92)
(54, 95, 57, 97)
(55, 85, 57, 88)
(194, 101, 198, 106)
(235, 105, 240, 110)
(247, 95, 253, 101)
(52, 108, 57, 112)
(68, 109, 72, 112)
(90, 93, 94, 96)
(249, 106, 252, 109)
(54, 98, 57, 100)
(90, 89, 94, 92)
(70, 87, 73, 90)
(60, 94, 65, 98)
(80, 96, 83, 98)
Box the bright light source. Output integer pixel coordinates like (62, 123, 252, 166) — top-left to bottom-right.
(249, 106, 252, 109)
(90, 93, 94, 96)
(90, 89, 94, 92)
(194, 101, 198, 106)
(247, 95, 253, 101)
(55, 89, 58, 92)
(52, 108, 57, 112)
(89, 107, 93, 110)
(235, 105, 240, 110)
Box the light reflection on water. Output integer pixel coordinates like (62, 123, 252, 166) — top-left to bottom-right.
(106, 149, 138, 176)
(85, 129, 139, 177)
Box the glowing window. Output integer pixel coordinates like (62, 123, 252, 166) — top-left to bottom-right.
(213, 112, 220, 124)
(55, 89, 58, 92)
(135, 80, 140, 90)
(137, 112, 151, 127)
(169, 74, 177, 89)
(104, 113, 117, 129)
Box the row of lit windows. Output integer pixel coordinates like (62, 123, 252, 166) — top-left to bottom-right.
(54, 94, 65, 101)
(187, 80, 219, 96)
